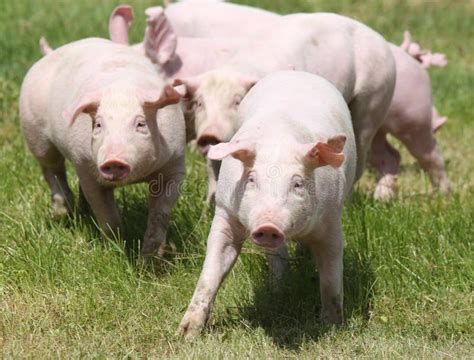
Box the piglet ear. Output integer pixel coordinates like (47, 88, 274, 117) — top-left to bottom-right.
(109, 5, 134, 45)
(137, 84, 182, 108)
(208, 140, 256, 166)
(173, 77, 201, 98)
(144, 6, 177, 65)
(301, 134, 346, 169)
(63, 91, 101, 125)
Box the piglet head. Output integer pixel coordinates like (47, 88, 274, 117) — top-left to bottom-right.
(208, 134, 346, 248)
(63, 83, 182, 184)
(174, 70, 258, 156)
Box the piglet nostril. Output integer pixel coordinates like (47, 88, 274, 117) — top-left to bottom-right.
(251, 223, 285, 249)
(99, 160, 131, 181)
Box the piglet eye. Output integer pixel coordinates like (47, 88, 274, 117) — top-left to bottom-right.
(247, 171, 256, 184)
(292, 175, 304, 190)
(93, 117, 102, 131)
(135, 116, 147, 130)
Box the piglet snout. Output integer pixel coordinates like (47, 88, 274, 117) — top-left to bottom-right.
(197, 135, 221, 156)
(251, 223, 285, 249)
(99, 160, 131, 181)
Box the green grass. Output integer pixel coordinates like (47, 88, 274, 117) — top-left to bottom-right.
(1, 0, 473, 357)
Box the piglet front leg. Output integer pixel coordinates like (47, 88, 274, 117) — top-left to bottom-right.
(77, 167, 122, 238)
(142, 163, 185, 259)
(178, 210, 245, 338)
(308, 221, 344, 326)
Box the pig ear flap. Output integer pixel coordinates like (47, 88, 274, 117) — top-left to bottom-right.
(208, 140, 256, 166)
(144, 6, 177, 65)
(63, 92, 101, 125)
(173, 77, 201, 98)
(239, 75, 258, 91)
(137, 84, 182, 108)
(109, 5, 134, 45)
(301, 134, 346, 169)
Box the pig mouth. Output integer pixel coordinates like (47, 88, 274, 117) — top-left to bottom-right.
(197, 134, 221, 156)
(251, 223, 285, 249)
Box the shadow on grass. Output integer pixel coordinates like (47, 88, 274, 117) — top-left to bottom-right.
(220, 192, 376, 351)
(229, 246, 375, 350)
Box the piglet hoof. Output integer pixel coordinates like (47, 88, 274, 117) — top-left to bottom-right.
(51, 194, 70, 219)
(439, 179, 452, 196)
(374, 175, 396, 202)
(320, 308, 344, 328)
(141, 241, 167, 273)
(141, 237, 166, 257)
(177, 310, 208, 339)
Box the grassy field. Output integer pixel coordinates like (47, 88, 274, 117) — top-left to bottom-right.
(1, 0, 473, 358)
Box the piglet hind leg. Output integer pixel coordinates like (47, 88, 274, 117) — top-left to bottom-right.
(369, 130, 401, 201)
(177, 211, 244, 338)
(349, 56, 396, 184)
(35, 144, 74, 219)
(308, 222, 344, 326)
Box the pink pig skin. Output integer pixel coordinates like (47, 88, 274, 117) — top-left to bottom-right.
(109, 5, 244, 149)
(20, 38, 186, 258)
(162, 1, 450, 200)
(172, 12, 396, 195)
(177, 71, 356, 337)
(370, 44, 450, 200)
(164, 0, 278, 38)
(117, 7, 394, 202)
(109, 5, 242, 80)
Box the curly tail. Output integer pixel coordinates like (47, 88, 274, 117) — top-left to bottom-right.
(400, 31, 448, 69)
(39, 36, 53, 56)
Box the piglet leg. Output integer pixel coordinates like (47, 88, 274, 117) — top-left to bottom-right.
(178, 211, 245, 338)
(76, 168, 122, 238)
(399, 127, 451, 195)
(142, 163, 185, 259)
(369, 130, 401, 201)
(264, 245, 289, 284)
(309, 221, 344, 326)
(42, 162, 74, 219)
